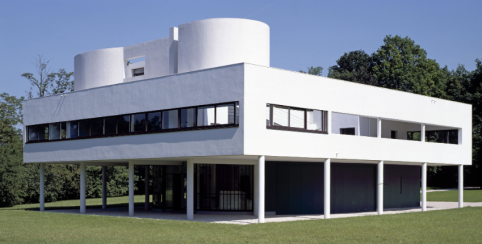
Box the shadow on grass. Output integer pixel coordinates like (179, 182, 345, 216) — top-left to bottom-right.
(0, 202, 147, 211)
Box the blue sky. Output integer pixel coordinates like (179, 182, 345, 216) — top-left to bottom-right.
(1, 0, 481, 99)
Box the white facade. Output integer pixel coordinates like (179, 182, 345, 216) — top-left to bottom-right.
(24, 18, 471, 220)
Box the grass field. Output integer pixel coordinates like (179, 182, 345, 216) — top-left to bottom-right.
(426, 189, 482, 202)
(1, 205, 482, 243)
(1, 191, 481, 243)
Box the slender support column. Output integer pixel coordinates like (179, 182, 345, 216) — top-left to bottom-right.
(258, 156, 265, 223)
(145, 166, 150, 210)
(377, 118, 382, 138)
(324, 158, 331, 219)
(187, 159, 194, 220)
(102, 166, 107, 210)
(459, 164, 463, 208)
(377, 161, 384, 215)
(422, 163, 427, 211)
(421, 124, 426, 142)
(129, 162, 134, 216)
(39, 164, 45, 211)
(80, 162, 86, 214)
(254, 161, 259, 217)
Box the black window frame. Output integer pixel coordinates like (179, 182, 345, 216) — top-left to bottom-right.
(407, 129, 459, 144)
(266, 104, 328, 134)
(340, 127, 355, 135)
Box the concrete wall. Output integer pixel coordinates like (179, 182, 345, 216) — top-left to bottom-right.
(178, 18, 270, 73)
(23, 64, 245, 163)
(244, 64, 472, 165)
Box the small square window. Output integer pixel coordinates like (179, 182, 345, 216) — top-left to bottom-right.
(133, 68, 144, 77)
(340, 128, 355, 135)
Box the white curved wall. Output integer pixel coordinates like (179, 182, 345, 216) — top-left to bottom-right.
(74, 47, 125, 91)
(178, 18, 270, 73)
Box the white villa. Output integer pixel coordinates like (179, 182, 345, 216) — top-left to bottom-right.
(23, 18, 471, 223)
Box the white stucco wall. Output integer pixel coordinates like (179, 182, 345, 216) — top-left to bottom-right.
(74, 47, 125, 91)
(23, 64, 245, 163)
(178, 18, 270, 73)
(243, 64, 472, 165)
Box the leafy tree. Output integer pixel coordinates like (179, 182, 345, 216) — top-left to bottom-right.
(300, 66, 323, 76)
(371, 35, 447, 98)
(0, 93, 26, 207)
(328, 50, 376, 85)
(51, 68, 74, 95)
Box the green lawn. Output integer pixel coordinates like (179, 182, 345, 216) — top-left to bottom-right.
(426, 189, 482, 202)
(1, 205, 482, 243)
(4, 195, 151, 210)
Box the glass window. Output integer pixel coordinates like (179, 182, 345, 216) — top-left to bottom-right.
(133, 68, 144, 77)
(236, 102, 240, 125)
(104, 117, 117, 135)
(60, 122, 66, 139)
(79, 120, 91, 137)
(147, 112, 162, 131)
(91, 118, 103, 136)
(273, 106, 288, 127)
(118, 115, 130, 134)
(162, 109, 179, 129)
(197, 106, 215, 126)
(180, 108, 196, 128)
(266, 104, 271, 126)
(28, 125, 38, 142)
(340, 128, 355, 135)
(290, 108, 305, 128)
(38, 124, 49, 140)
(68, 121, 78, 139)
(49, 123, 60, 140)
(307, 110, 322, 131)
(216, 104, 234, 125)
(449, 130, 458, 144)
(132, 113, 146, 132)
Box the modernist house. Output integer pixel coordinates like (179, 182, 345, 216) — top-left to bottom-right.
(23, 18, 471, 223)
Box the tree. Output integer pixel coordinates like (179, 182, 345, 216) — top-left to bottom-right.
(300, 66, 323, 76)
(371, 35, 447, 98)
(328, 50, 376, 85)
(0, 93, 26, 207)
(21, 55, 74, 99)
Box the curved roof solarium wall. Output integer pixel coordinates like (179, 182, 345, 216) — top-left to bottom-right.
(26, 102, 239, 143)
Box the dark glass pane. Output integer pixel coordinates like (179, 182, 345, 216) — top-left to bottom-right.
(147, 112, 162, 131)
(162, 110, 179, 129)
(340, 128, 355, 135)
(449, 130, 458, 144)
(69, 121, 78, 139)
(91, 118, 103, 136)
(60, 122, 66, 139)
(28, 125, 38, 141)
(118, 115, 130, 134)
(180, 108, 196, 128)
(132, 113, 146, 132)
(236, 102, 240, 125)
(49, 123, 60, 140)
(79, 120, 91, 137)
(104, 117, 117, 135)
(38, 124, 49, 140)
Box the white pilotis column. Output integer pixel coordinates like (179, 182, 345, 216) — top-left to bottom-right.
(187, 159, 194, 220)
(80, 162, 86, 214)
(422, 163, 427, 211)
(324, 158, 331, 219)
(128, 162, 134, 216)
(377, 118, 382, 138)
(421, 124, 426, 142)
(102, 166, 107, 210)
(145, 166, 150, 210)
(258, 156, 265, 223)
(459, 164, 464, 208)
(377, 161, 384, 215)
(39, 164, 45, 211)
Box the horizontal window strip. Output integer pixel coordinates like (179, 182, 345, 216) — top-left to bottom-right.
(26, 101, 240, 143)
(266, 103, 328, 134)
